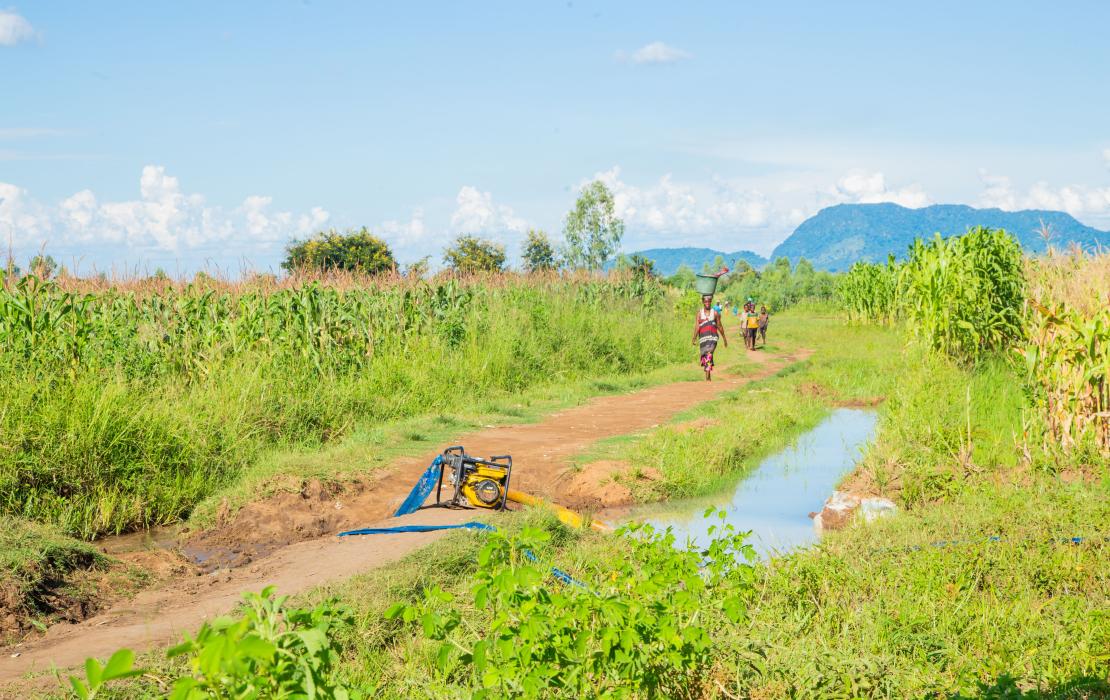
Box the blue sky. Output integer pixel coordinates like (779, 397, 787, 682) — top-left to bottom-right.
(3, 0, 1109, 274)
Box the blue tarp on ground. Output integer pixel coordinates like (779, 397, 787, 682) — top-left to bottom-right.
(338, 522, 495, 537)
(393, 455, 443, 517)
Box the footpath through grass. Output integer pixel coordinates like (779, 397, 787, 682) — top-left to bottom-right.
(571, 311, 901, 505)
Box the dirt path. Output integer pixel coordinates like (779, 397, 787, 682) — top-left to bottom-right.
(1, 348, 803, 684)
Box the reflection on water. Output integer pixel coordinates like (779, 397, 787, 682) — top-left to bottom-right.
(605, 408, 878, 558)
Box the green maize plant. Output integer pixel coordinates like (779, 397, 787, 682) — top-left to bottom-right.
(1023, 250, 1110, 457)
(838, 256, 899, 324)
(898, 227, 1025, 362)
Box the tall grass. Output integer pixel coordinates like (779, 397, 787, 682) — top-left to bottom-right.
(0, 273, 689, 538)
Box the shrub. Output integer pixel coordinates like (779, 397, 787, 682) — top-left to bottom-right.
(70, 588, 357, 699)
(386, 513, 756, 698)
(522, 229, 558, 272)
(443, 235, 506, 273)
(282, 228, 395, 274)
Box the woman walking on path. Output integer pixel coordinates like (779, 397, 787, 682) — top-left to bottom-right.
(758, 305, 770, 347)
(693, 294, 728, 380)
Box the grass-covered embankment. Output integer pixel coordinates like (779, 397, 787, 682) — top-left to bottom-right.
(0, 517, 111, 642)
(0, 274, 692, 538)
(714, 321, 1106, 697)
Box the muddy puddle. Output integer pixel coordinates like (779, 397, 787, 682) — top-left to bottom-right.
(599, 408, 878, 557)
(95, 526, 269, 572)
(94, 525, 182, 555)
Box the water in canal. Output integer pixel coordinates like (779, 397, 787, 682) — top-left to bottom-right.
(602, 408, 879, 558)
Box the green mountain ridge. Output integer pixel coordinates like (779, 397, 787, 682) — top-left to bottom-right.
(770, 203, 1110, 271)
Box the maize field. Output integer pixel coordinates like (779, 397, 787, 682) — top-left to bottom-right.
(839, 227, 1108, 459)
(0, 272, 682, 538)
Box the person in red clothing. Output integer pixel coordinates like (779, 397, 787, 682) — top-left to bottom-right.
(692, 294, 728, 380)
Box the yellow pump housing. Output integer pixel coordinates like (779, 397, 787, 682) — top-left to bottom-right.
(436, 447, 512, 510)
(459, 463, 509, 508)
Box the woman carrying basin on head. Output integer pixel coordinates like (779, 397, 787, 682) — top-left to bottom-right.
(693, 294, 727, 381)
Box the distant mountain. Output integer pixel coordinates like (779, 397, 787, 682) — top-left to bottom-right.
(771, 203, 1110, 271)
(622, 247, 769, 277)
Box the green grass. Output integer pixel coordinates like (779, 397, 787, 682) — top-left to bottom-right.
(737, 483, 1109, 698)
(302, 312, 1107, 697)
(1, 278, 695, 538)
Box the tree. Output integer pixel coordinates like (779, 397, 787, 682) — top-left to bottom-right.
(562, 181, 624, 270)
(444, 235, 506, 273)
(629, 254, 656, 278)
(282, 227, 395, 274)
(405, 256, 431, 279)
(28, 254, 58, 279)
(666, 264, 696, 290)
(522, 229, 558, 272)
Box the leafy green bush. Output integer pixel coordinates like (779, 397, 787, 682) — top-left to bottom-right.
(386, 513, 756, 698)
(725, 257, 840, 311)
(667, 256, 840, 312)
(283, 228, 395, 274)
(70, 587, 357, 699)
(521, 230, 558, 272)
(443, 235, 507, 273)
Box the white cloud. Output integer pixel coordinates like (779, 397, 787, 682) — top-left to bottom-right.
(1103, 148, 1110, 169)
(976, 170, 1110, 220)
(977, 171, 1017, 210)
(619, 41, 692, 65)
(581, 166, 782, 252)
(1, 165, 330, 257)
(831, 170, 930, 208)
(378, 209, 429, 256)
(0, 9, 34, 46)
(450, 185, 527, 234)
(0, 182, 48, 246)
